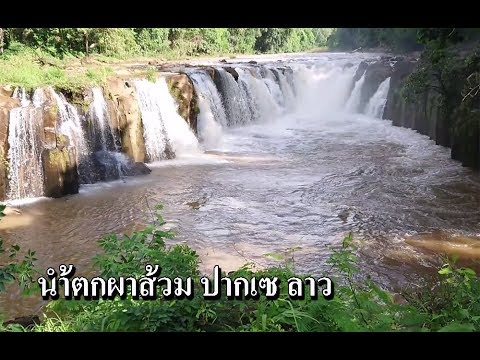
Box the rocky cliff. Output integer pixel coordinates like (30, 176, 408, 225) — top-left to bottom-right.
(0, 71, 198, 202)
(362, 57, 479, 170)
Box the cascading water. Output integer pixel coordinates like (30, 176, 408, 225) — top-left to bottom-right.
(291, 62, 359, 117)
(188, 71, 228, 149)
(364, 77, 391, 119)
(214, 67, 252, 126)
(134, 79, 172, 161)
(51, 89, 89, 160)
(134, 78, 199, 160)
(7, 89, 45, 200)
(270, 68, 296, 111)
(235, 67, 281, 123)
(90, 87, 120, 152)
(155, 78, 200, 156)
(258, 67, 286, 108)
(86, 87, 129, 182)
(345, 70, 367, 113)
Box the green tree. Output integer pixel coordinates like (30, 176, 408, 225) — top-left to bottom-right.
(0, 28, 4, 54)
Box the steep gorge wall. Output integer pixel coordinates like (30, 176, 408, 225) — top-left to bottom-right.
(0, 87, 18, 200)
(361, 57, 480, 170)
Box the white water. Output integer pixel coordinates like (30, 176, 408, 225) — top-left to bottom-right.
(51, 89, 89, 160)
(364, 77, 391, 119)
(345, 71, 367, 113)
(189, 71, 228, 149)
(271, 68, 296, 110)
(155, 78, 200, 156)
(134, 79, 171, 161)
(91, 87, 119, 151)
(260, 67, 285, 108)
(291, 62, 359, 117)
(236, 67, 281, 123)
(134, 78, 200, 159)
(7, 89, 45, 200)
(215, 67, 252, 126)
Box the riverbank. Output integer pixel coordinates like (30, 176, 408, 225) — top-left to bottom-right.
(2, 209, 480, 332)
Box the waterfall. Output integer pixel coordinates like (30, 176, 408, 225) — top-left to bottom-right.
(51, 89, 89, 160)
(134, 78, 199, 160)
(290, 63, 358, 117)
(258, 67, 285, 108)
(155, 78, 200, 156)
(214, 67, 252, 126)
(345, 71, 367, 113)
(7, 89, 45, 200)
(364, 77, 391, 119)
(270, 68, 296, 110)
(189, 71, 227, 149)
(235, 67, 281, 123)
(134, 79, 172, 161)
(82, 87, 131, 183)
(90, 87, 120, 152)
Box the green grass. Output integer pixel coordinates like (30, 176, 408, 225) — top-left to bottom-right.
(0, 43, 114, 92)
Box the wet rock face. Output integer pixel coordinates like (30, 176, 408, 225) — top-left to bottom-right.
(79, 150, 151, 183)
(385, 60, 444, 139)
(42, 147, 79, 198)
(0, 94, 20, 200)
(127, 162, 151, 176)
(223, 67, 239, 81)
(352, 61, 369, 83)
(104, 78, 146, 163)
(359, 61, 393, 113)
(40, 89, 79, 198)
(165, 74, 198, 133)
(384, 59, 479, 170)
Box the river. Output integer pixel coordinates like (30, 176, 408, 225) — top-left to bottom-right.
(1, 52, 480, 318)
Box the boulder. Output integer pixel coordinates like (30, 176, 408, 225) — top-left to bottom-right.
(42, 147, 79, 198)
(203, 67, 216, 80)
(223, 67, 239, 81)
(126, 162, 151, 176)
(3, 315, 40, 329)
(0, 85, 14, 98)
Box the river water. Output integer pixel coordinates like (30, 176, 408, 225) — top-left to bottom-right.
(1, 52, 480, 318)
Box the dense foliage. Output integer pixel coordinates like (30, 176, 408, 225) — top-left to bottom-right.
(399, 29, 480, 168)
(0, 28, 333, 58)
(1, 204, 480, 332)
(328, 28, 480, 53)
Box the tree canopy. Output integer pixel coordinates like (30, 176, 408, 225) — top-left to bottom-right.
(0, 28, 334, 58)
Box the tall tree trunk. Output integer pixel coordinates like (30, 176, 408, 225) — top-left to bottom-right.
(0, 28, 4, 55)
(85, 33, 89, 57)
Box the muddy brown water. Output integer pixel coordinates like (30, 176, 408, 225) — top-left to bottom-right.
(1, 56, 480, 319)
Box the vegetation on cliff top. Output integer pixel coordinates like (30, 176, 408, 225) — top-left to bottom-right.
(1, 204, 480, 332)
(0, 28, 333, 92)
